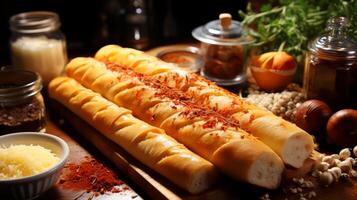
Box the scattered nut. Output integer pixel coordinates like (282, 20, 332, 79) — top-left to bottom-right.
(297, 187, 302, 192)
(331, 154, 340, 160)
(317, 162, 330, 171)
(350, 170, 357, 178)
(290, 187, 298, 194)
(334, 159, 341, 166)
(298, 178, 304, 185)
(305, 181, 314, 188)
(312, 170, 322, 177)
(322, 156, 336, 166)
(307, 191, 316, 198)
(345, 157, 354, 165)
(259, 193, 271, 200)
(339, 148, 351, 160)
(340, 173, 350, 181)
(319, 171, 334, 186)
(338, 160, 352, 173)
(328, 167, 342, 181)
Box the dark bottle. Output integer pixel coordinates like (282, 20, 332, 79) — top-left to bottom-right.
(124, 0, 150, 50)
(103, 0, 126, 44)
(304, 17, 357, 110)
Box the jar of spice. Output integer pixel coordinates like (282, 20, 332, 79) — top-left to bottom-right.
(192, 13, 254, 86)
(304, 17, 357, 110)
(0, 68, 46, 135)
(9, 11, 68, 86)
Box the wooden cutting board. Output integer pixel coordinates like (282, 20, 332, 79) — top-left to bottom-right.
(49, 100, 357, 200)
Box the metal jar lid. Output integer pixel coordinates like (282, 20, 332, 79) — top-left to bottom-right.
(192, 13, 253, 46)
(308, 17, 357, 60)
(0, 67, 42, 105)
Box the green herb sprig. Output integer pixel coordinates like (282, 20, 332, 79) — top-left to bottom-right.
(239, 0, 357, 58)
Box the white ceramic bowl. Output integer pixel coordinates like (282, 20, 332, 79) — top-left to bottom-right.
(0, 132, 69, 200)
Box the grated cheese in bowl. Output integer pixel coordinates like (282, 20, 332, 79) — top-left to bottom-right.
(0, 144, 60, 179)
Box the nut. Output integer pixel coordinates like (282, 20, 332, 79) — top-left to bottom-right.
(307, 191, 316, 198)
(345, 157, 354, 165)
(350, 170, 357, 178)
(304, 181, 314, 188)
(334, 159, 341, 166)
(317, 162, 330, 171)
(331, 153, 340, 160)
(319, 171, 334, 186)
(328, 167, 342, 181)
(339, 148, 351, 160)
(290, 187, 298, 194)
(340, 173, 349, 181)
(338, 160, 352, 173)
(322, 156, 335, 166)
(312, 170, 322, 177)
(297, 187, 302, 192)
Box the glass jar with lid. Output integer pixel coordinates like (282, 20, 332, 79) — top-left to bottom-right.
(192, 13, 254, 86)
(0, 68, 46, 135)
(9, 11, 68, 86)
(304, 17, 357, 110)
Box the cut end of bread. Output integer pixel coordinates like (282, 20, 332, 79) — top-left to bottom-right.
(282, 133, 314, 168)
(211, 140, 284, 189)
(186, 166, 218, 194)
(248, 152, 284, 189)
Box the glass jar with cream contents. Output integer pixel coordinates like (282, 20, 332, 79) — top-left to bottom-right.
(9, 11, 68, 86)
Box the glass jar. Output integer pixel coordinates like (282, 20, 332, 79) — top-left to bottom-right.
(304, 17, 357, 110)
(0, 68, 46, 135)
(192, 13, 254, 86)
(9, 11, 68, 86)
(156, 46, 204, 73)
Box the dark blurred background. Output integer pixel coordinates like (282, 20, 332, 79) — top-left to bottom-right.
(0, 0, 247, 65)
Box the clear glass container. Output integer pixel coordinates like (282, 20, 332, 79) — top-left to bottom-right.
(9, 11, 68, 86)
(0, 68, 46, 135)
(304, 17, 357, 110)
(156, 46, 204, 73)
(192, 13, 254, 85)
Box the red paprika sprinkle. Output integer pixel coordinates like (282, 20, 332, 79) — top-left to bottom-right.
(58, 157, 125, 194)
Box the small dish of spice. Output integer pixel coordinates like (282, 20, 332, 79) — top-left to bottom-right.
(156, 46, 204, 73)
(0, 68, 46, 135)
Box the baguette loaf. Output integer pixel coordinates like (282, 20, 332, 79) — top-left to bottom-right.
(48, 76, 218, 194)
(95, 45, 314, 168)
(65, 57, 284, 189)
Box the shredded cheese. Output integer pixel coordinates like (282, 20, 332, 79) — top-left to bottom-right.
(0, 144, 60, 179)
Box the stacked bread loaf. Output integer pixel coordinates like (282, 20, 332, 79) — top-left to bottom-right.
(63, 57, 284, 190)
(95, 45, 314, 168)
(48, 44, 315, 194)
(48, 76, 218, 194)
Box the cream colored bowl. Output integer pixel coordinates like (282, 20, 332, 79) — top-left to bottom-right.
(0, 132, 69, 200)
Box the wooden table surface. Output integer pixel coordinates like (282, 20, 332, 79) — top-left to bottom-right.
(33, 120, 143, 200)
(46, 99, 357, 200)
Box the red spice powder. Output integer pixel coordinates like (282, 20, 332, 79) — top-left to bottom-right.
(58, 157, 125, 194)
(106, 61, 243, 130)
